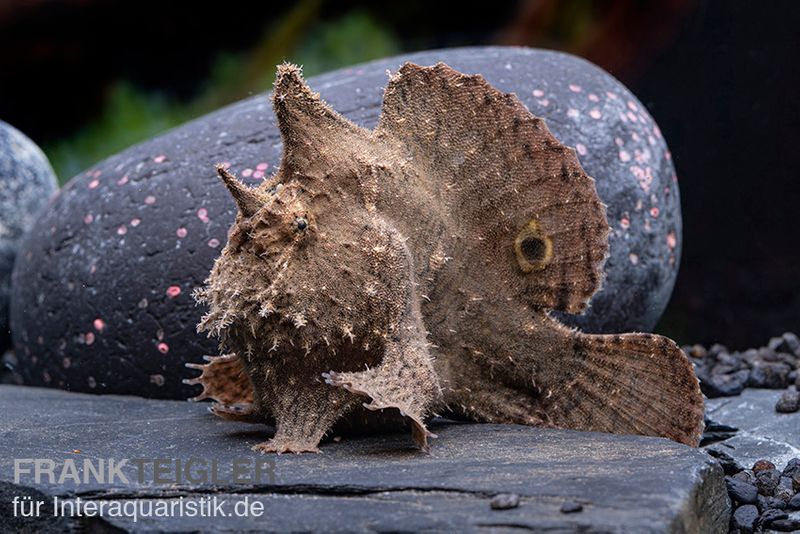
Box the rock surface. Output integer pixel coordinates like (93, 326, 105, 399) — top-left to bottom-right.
(0, 121, 58, 352)
(10, 47, 681, 398)
(705, 389, 800, 471)
(0, 385, 726, 532)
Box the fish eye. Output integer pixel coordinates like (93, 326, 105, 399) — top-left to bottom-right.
(293, 217, 308, 232)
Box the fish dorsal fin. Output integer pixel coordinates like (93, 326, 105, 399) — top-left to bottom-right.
(272, 63, 366, 176)
(377, 62, 609, 314)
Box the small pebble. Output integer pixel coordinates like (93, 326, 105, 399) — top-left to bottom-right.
(769, 519, 800, 532)
(490, 493, 520, 510)
(726, 477, 759, 504)
(758, 508, 788, 529)
(758, 494, 786, 512)
(759, 346, 782, 362)
(787, 493, 800, 510)
(716, 351, 742, 369)
(703, 370, 749, 398)
(753, 459, 776, 473)
(775, 476, 795, 502)
(747, 362, 791, 389)
(709, 343, 728, 356)
(768, 336, 786, 352)
(733, 470, 756, 485)
(775, 389, 800, 413)
(741, 348, 760, 366)
(684, 344, 707, 359)
(755, 468, 781, 496)
(783, 458, 800, 478)
(781, 332, 800, 356)
(559, 501, 583, 514)
(732, 504, 758, 533)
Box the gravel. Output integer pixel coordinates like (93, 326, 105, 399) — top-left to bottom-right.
(489, 493, 520, 510)
(723, 458, 800, 533)
(684, 332, 800, 414)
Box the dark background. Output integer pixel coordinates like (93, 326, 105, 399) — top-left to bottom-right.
(1, 0, 798, 349)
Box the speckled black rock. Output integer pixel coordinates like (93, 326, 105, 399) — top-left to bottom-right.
(0, 121, 58, 352)
(10, 47, 681, 398)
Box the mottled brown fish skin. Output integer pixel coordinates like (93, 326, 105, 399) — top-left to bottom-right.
(189, 62, 704, 454)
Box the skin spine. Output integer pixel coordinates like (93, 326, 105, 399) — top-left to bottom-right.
(188, 62, 705, 454)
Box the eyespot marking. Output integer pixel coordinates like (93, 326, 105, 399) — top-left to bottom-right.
(514, 220, 553, 272)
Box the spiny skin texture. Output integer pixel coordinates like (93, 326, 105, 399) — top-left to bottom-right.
(190, 62, 704, 453)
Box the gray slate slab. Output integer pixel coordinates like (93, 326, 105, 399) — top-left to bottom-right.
(705, 388, 800, 470)
(0, 385, 728, 532)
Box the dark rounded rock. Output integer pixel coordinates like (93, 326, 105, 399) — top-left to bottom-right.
(747, 362, 791, 389)
(490, 493, 520, 510)
(711, 359, 742, 376)
(774, 477, 795, 502)
(759, 347, 783, 363)
(741, 348, 760, 367)
(755, 468, 782, 496)
(726, 476, 759, 504)
(709, 343, 729, 357)
(702, 369, 749, 398)
(758, 509, 788, 529)
(768, 332, 800, 357)
(769, 336, 786, 352)
(559, 501, 583, 514)
(757, 495, 787, 512)
(10, 47, 682, 398)
(733, 470, 756, 485)
(783, 458, 800, 478)
(775, 389, 800, 413)
(684, 344, 708, 359)
(769, 519, 800, 532)
(753, 460, 777, 473)
(787, 493, 800, 511)
(0, 121, 58, 352)
(780, 332, 800, 355)
(716, 351, 742, 368)
(731, 504, 758, 533)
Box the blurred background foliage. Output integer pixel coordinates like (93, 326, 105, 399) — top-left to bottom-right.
(40, 3, 404, 180)
(0, 0, 689, 183)
(1, 0, 799, 347)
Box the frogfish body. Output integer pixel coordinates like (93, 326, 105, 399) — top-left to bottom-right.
(188, 62, 704, 453)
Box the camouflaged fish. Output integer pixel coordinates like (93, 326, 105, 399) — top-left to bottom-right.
(188, 62, 704, 454)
